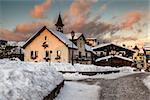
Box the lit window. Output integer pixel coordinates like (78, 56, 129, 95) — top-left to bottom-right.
(57, 50, 61, 57)
(55, 50, 61, 60)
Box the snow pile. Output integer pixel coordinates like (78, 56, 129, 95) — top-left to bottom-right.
(0, 59, 63, 100)
(55, 81, 100, 100)
(143, 75, 150, 90)
(51, 62, 135, 72)
(74, 64, 135, 72)
(63, 73, 89, 80)
(52, 63, 76, 72)
(63, 66, 136, 80)
(118, 66, 135, 72)
(7, 41, 25, 47)
(63, 72, 137, 80)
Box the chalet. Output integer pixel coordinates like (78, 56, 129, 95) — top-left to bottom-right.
(144, 44, 150, 64)
(0, 41, 24, 60)
(93, 43, 135, 67)
(132, 45, 146, 69)
(144, 44, 150, 71)
(23, 14, 94, 64)
(23, 26, 78, 63)
(66, 33, 94, 64)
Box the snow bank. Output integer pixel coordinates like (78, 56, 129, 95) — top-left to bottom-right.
(143, 75, 150, 90)
(63, 72, 137, 80)
(51, 62, 135, 72)
(0, 59, 63, 100)
(55, 81, 100, 100)
(63, 66, 135, 80)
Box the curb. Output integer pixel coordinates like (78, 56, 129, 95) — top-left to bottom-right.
(43, 80, 64, 100)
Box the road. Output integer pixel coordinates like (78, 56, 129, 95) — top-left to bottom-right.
(77, 73, 150, 100)
(55, 73, 150, 100)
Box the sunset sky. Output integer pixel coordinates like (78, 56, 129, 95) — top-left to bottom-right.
(0, 0, 149, 47)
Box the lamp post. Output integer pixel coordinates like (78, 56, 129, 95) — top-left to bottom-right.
(71, 30, 75, 66)
(49, 50, 52, 66)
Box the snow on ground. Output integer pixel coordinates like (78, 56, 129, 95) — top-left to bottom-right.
(63, 72, 138, 80)
(63, 66, 136, 80)
(143, 75, 150, 90)
(0, 59, 63, 100)
(51, 62, 135, 72)
(55, 81, 100, 100)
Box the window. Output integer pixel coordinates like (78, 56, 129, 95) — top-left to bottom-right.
(86, 53, 88, 58)
(140, 57, 142, 59)
(31, 51, 38, 59)
(57, 50, 61, 57)
(135, 57, 137, 59)
(79, 51, 81, 58)
(31, 51, 33, 58)
(45, 36, 47, 40)
(35, 51, 38, 57)
(45, 51, 49, 57)
(55, 50, 61, 60)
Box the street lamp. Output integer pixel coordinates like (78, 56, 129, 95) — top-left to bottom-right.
(71, 30, 75, 66)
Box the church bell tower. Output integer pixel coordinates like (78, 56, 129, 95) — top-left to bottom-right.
(55, 13, 64, 33)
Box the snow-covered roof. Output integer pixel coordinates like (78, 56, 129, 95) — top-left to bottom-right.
(96, 55, 134, 62)
(144, 44, 150, 48)
(93, 43, 135, 52)
(50, 30, 78, 49)
(23, 26, 77, 49)
(66, 33, 83, 40)
(7, 41, 25, 47)
(85, 44, 93, 52)
(95, 56, 112, 62)
(86, 37, 97, 40)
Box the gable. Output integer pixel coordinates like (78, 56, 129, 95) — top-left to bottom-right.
(23, 26, 77, 49)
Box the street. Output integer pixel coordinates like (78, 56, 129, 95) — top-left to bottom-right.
(56, 73, 150, 100)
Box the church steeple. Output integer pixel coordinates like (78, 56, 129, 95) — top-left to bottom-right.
(55, 13, 64, 33)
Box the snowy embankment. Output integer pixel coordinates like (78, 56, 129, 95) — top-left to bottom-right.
(55, 81, 100, 100)
(143, 75, 150, 90)
(51, 62, 136, 80)
(52, 62, 135, 72)
(0, 59, 63, 100)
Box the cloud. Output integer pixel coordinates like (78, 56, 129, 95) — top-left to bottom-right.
(120, 11, 142, 29)
(0, 28, 26, 41)
(15, 21, 50, 33)
(30, 0, 52, 18)
(0, 21, 53, 41)
(63, 0, 119, 41)
(64, 0, 97, 31)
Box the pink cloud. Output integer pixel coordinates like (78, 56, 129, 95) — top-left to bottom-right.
(121, 11, 142, 29)
(30, 0, 52, 18)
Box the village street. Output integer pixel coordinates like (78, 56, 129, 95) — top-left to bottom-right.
(55, 73, 150, 100)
